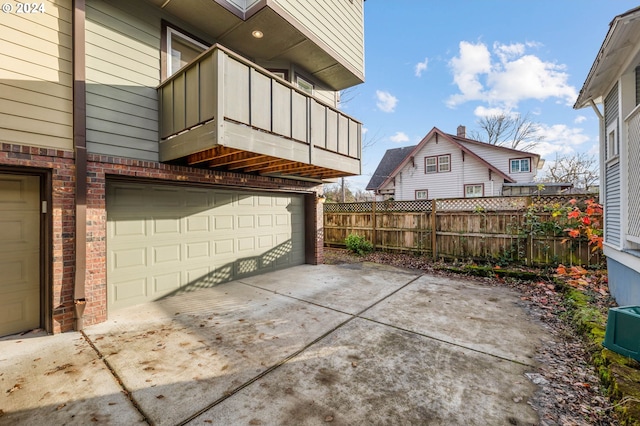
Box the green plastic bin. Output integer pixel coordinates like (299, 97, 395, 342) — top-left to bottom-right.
(603, 306, 640, 361)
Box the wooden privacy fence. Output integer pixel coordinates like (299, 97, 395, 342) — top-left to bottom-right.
(323, 195, 602, 267)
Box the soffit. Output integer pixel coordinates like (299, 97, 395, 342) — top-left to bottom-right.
(146, 0, 362, 90)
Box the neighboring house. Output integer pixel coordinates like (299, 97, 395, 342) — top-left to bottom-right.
(0, 0, 364, 336)
(574, 6, 640, 305)
(367, 126, 542, 200)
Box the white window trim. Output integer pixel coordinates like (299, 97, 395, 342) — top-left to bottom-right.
(464, 184, 484, 198)
(415, 190, 428, 200)
(295, 74, 314, 95)
(425, 155, 451, 174)
(605, 121, 620, 165)
(166, 27, 209, 77)
(510, 158, 531, 174)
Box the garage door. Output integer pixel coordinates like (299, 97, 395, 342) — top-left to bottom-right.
(107, 182, 305, 310)
(0, 174, 40, 336)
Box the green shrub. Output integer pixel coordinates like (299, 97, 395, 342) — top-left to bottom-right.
(345, 233, 373, 256)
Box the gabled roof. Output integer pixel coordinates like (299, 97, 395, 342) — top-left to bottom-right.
(574, 6, 640, 109)
(369, 127, 541, 191)
(366, 145, 416, 190)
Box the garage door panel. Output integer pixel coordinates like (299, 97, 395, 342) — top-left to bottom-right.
(153, 244, 181, 265)
(152, 217, 181, 235)
(111, 217, 147, 237)
(215, 239, 234, 255)
(0, 252, 38, 292)
(0, 293, 38, 332)
(111, 277, 148, 305)
(107, 183, 305, 311)
(258, 235, 273, 249)
(185, 189, 211, 207)
(150, 187, 183, 207)
(0, 177, 39, 208)
(237, 195, 254, 206)
(214, 215, 234, 230)
(186, 215, 210, 232)
(112, 247, 147, 270)
(237, 236, 255, 252)
(258, 196, 272, 206)
(108, 184, 147, 208)
(186, 241, 210, 259)
(153, 272, 182, 294)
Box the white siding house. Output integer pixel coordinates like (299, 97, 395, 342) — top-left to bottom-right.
(367, 127, 541, 200)
(574, 6, 640, 305)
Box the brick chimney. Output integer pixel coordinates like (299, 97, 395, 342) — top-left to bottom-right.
(457, 125, 466, 138)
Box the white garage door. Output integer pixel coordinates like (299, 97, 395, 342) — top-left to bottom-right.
(106, 182, 305, 311)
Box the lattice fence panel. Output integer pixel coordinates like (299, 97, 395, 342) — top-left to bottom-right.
(323, 202, 374, 213)
(324, 200, 432, 213)
(530, 194, 596, 209)
(627, 111, 640, 238)
(435, 197, 528, 212)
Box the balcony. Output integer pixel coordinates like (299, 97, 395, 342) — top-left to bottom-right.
(158, 44, 361, 180)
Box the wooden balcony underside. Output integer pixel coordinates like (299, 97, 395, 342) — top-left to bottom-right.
(184, 146, 351, 179)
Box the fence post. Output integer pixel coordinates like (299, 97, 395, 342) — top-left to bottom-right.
(525, 196, 532, 266)
(372, 200, 377, 250)
(431, 199, 437, 259)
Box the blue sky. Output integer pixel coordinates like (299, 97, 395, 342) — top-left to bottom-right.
(340, 0, 640, 192)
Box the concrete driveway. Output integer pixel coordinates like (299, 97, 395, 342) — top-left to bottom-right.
(1, 263, 551, 425)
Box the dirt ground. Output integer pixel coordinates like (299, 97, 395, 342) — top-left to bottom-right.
(323, 248, 620, 426)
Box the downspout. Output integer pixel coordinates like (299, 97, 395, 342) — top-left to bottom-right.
(589, 99, 605, 206)
(73, 0, 87, 330)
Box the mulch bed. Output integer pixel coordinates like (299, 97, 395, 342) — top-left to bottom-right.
(323, 247, 621, 425)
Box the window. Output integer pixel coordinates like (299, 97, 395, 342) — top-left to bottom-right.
(163, 24, 209, 79)
(269, 69, 289, 81)
(425, 155, 451, 173)
(438, 155, 450, 172)
(425, 157, 437, 173)
(510, 158, 531, 173)
(295, 74, 314, 95)
(415, 190, 428, 200)
(465, 184, 484, 198)
(606, 122, 619, 160)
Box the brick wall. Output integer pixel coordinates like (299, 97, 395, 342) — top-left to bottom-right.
(0, 144, 76, 333)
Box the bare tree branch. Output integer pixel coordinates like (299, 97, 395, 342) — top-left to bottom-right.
(539, 153, 599, 189)
(469, 112, 543, 151)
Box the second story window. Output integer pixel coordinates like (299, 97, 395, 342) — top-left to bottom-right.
(164, 25, 209, 79)
(425, 155, 451, 173)
(510, 158, 531, 173)
(295, 74, 314, 95)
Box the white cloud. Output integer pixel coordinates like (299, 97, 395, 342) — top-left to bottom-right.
(574, 115, 587, 124)
(362, 127, 369, 135)
(447, 41, 578, 109)
(415, 58, 429, 77)
(390, 131, 409, 143)
(473, 105, 511, 118)
(376, 90, 398, 113)
(533, 124, 591, 158)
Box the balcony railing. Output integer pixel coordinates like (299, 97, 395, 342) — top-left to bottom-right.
(158, 44, 361, 179)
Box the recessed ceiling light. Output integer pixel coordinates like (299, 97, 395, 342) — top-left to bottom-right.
(252, 30, 264, 39)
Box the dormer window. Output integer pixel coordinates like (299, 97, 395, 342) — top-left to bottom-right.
(510, 158, 530, 173)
